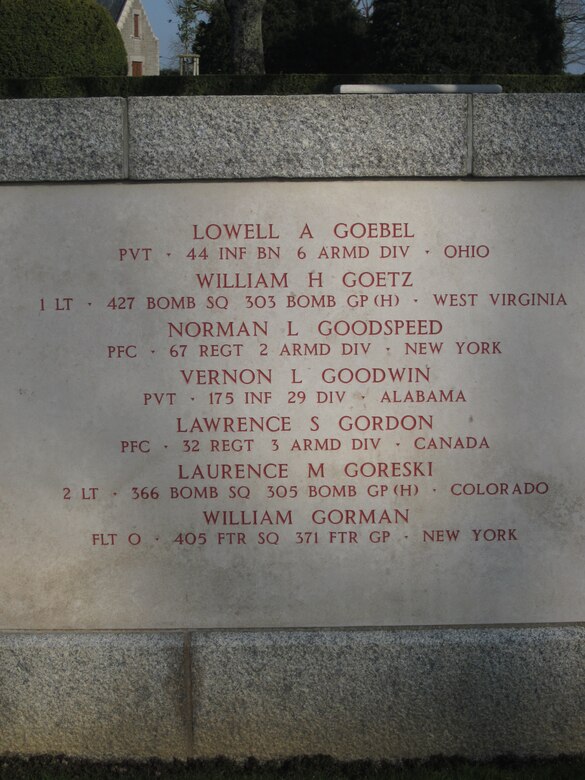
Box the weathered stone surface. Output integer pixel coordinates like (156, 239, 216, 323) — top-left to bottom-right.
(191, 627, 585, 760)
(473, 94, 585, 176)
(128, 95, 468, 179)
(0, 99, 126, 182)
(0, 633, 188, 759)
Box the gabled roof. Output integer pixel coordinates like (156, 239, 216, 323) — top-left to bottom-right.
(96, 0, 127, 22)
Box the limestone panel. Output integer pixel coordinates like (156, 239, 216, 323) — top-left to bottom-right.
(0, 180, 583, 628)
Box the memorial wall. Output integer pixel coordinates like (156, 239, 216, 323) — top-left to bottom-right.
(1, 93, 585, 761)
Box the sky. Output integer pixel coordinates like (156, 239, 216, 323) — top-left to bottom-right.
(141, 0, 181, 70)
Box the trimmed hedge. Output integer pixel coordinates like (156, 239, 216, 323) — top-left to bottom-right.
(0, 73, 584, 99)
(0, 0, 127, 78)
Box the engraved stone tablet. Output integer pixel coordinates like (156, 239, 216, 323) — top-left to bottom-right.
(0, 180, 583, 628)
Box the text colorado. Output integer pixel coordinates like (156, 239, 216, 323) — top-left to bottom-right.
(451, 481, 549, 496)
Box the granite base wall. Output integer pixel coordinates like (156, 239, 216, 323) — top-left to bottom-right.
(1, 94, 584, 181)
(1, 93, 584, 760)
(1, 627, 585, 761)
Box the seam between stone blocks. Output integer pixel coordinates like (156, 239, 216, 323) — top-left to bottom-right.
(122, 98, 130, 180)
(466, 94, 474, 176)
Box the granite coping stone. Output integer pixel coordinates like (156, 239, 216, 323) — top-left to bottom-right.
(1, 628, 585, 760)
(473, 94, 585, 176)
(0, 632, 188, 759)
(190, 626, 585, 761)
(127, 94, 469, 180)
(0, 98, 126, 182)
(1, 95, 585, 182)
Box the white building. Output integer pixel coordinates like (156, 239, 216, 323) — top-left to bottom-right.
(97, 0, 160, 76)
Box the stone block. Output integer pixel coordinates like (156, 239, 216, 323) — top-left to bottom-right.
(473, 94, 585, 176)
(128, 95, 468, 179)
(191, 627, 585, 760)
(0, 633, 188, 759)
(0, 99, 126, 182)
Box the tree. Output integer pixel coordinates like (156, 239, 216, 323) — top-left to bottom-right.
(557, 0, 585, 69)
(171, 0, 266, 73)
(168, 0, 215, 54)
(197, 0, 366, 73)
(370, 0, 564, 74)
(0, 0, 127, 77)
(224, 0, 267, 73)
(265, 0, 366, 72)
(195, 2, 231, 72)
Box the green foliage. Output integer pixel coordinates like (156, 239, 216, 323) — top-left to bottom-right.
(0, 0, 128, 78)
(196, 1, 231, 72)
(185, 0, 564, 75)
(370, 0, 564, 74)
(263, 0, 366, 72)
(197, 0, 366, 73)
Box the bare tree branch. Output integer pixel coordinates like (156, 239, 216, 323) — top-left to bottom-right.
(353, 0, 373, 20)
(557, 0, 585, 67)
(167, 0, 215, 52)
